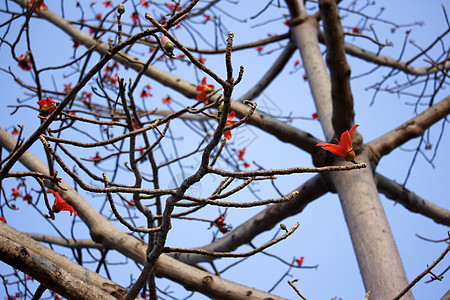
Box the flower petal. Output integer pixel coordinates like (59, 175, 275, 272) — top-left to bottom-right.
(224, 130, 232, 140)
(316, 142, 347, 158)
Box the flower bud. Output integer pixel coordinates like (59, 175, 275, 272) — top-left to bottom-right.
(117, 3, 125, 14)
(161, 35, 174, 55)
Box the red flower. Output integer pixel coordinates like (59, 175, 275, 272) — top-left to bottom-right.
(0, 216, 6, 223)
(316, 124, 359, 161)
(203, 15, 211, 23)
(131, 11, 139, 24)
(11, 185, 21, 200)
(63, 83, 72, 93)
(166, 3, 181, 11)
(196, 77, 214, 103)
(312, 112, 318, 119)
(243, 162, 250, 168)
(48, 189, 77, 216)
(37, 96, 56, 117)
(224, 111, 238, 140)
(23, 193, 33, 205)
(162, 96, 172, 104)
(141, 0, 149, 8)
(11, 127, 20, 135)
(255, 46, 264, 53)
(102, 0, 113, 8)
(294, 60, 300, 67)
(296, 256, 304, 267)
(30, 0, 48, 11)
(212, 213, 230, 234)
(90, 152, 102, 165)
(237, 148, 246, 160)
(81, 91, 92, 105)
(352, 27, 360, 33)
(72, 39, 80, 48)
(199, 56, 206, 65)
(18, 54, 32, 71)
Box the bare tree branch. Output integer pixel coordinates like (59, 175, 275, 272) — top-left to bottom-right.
(376, 173, 450, 226)
(368, 95, 450, 161)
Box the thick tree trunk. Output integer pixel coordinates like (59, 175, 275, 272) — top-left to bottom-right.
(330, 152, 413, 299)
(285, 0, 413, 298)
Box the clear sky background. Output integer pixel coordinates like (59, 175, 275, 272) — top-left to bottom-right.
(0, 0, 449, 299)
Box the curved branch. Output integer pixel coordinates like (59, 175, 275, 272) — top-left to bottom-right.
(376, 173, 450, 226)
(368, 95, 450, 161)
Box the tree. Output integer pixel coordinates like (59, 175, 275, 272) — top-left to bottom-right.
(0, 0, 449, 299)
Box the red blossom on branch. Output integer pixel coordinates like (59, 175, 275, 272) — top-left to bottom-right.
(166, 3, 181, 11)
(196, 77, 214, 103)
(243, 162, 250, 168)
(296, 256, 304, 267)
(30, 0, 48, 11)
(11, 185, 21, 200)
(102, 0, 113, 8)
(224, 111, 238, 140)
(18, 54, 32, 71)
(162, 96, 172, 104)
(140, 0, 149, 8)
(23, 193, 32, 205)
(316, 124, 359, 162)
(48, 189, 77, 216)
(131, 11, 139, 24)
(352, 27, 360, 33)
(11, 127, 20, 135)
(90, 152, 102, 165)
(212, 213, 230, 234)
(237, 148, 246, 160)
(312, 112, 318, 119)
(0, 216, 6, 223)
(37, 96, 56, 117)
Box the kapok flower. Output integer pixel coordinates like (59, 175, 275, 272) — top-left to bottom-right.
(11, 185, 21, 200)
(224, 111, 238, 140)
(296, 256, 304, 267)
(37, 96, 56, 117)
(162, 96, 172, 104)
(30, 0, 48, 11)
(48, 189, 77, 216)
(237, 147, 246, 161)
(0, 216, 6, 223)
(212, 213, 230, 234)
(18, 54, 32, 71)
(196, 77, 214, 103)
(316, 124, 359, 161)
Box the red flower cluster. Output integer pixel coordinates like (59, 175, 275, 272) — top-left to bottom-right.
(162, 96, 172, 104)
(37, 96, 56, 117)
(237, 148, 250, 168)
(48, 189, 77, 216)
(196, 77, 214, 103)
(316, 125, 359, 161)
